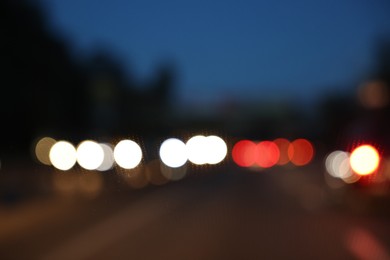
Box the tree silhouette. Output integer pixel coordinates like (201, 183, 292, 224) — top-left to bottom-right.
(0, 0, 177, 158)
(1, 0, 89, 156)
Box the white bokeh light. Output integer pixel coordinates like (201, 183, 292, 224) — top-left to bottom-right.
(76, 140, 105, 170)
(114, 140, 142, 169)
(325, 151, 351, 178)
(159, 138, 187, 168)
(186, 135, 208, 165)
(185, 135, 228, 165)
(49, 141, 77, 171)
(205, 135, 227, 164)
(97, 143, 115, 171)
(325, 150, 359, 183)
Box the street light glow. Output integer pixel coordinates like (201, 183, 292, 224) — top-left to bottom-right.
(350, 145, 380, 176)
(114, 140, 142, 169)
(49, 141, 77, 171)
(76, 140, 105, 170)
(159, 138, 188, 168)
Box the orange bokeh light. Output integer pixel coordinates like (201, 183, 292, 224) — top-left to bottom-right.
(288, 139, 314, 166)
(256, 141, 280, 168)
(350, 145, 380, 176)
(273, 138, 290, 165)
(232, 140, 257, 167)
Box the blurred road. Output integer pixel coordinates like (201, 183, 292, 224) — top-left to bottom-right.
(1, 163, 390, 259)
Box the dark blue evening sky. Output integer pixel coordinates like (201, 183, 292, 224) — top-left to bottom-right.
(42, 0, 390, 105)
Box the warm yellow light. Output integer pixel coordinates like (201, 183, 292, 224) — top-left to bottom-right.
(350, 145, 380, 176)
(113, 140, 142, 169)
(35, 137, 56, 165)
(76, 140, 104, 170)
(159, 138, 187, 168)
(49, 141, 77, 171)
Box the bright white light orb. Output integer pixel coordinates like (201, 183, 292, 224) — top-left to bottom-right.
(325, 151, 352, 179)
(76, 140, 104, 170)
(325, 151, 338, 177)
(186, 135, 208, 165)
(49, 141, 77, 171)
(159, 138, 187, 168)
(97, 143, 115, 171)
(350, 145, 380, 176)
(114, 140, 142, 169)
(205, 136, 227, 164)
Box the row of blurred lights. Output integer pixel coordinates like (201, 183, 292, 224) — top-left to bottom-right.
(325, 144, 381, 184)
(34, 137, 390, 195)
(232, 138, 314, 168)
(35, 136, 315, 172)
(35, 135, 228, 171)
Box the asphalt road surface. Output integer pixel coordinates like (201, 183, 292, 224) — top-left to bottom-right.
(1, 162, 390, 260)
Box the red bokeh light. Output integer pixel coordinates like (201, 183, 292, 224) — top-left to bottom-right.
(256, 141, 280, 168)
(288, 139, 314, 166)
(273, 138, 290, 165)
(232, 140, 257, 167)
